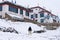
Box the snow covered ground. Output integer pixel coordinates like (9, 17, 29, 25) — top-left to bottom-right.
(0, 19, 60, 40)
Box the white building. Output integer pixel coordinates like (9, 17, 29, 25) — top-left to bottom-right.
(0, 1, 32, 21)
(29, 6, 59, 23)
(0, 1, 59, 23)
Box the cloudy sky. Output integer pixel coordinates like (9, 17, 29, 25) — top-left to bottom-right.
(0, 0, 60, 18)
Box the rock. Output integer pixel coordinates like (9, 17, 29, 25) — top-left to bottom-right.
(34, 30, 46, 33)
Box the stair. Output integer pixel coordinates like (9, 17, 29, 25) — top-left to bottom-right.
(24, 18, 41, 26)
(3, 13, 60, 27)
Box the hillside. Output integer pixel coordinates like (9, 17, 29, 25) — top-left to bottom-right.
(0, 19, 60, 40)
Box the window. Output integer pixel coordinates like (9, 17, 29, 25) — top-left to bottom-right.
(40, 13, 44, 17)
(20, 9, 23, 15)
(53, 19, 56, 22)
(0, 6, 2, 11)
(41, 19, 44, 23)
(0, 15, 2, 18)
(25, 11, 29, 16)
(55, 16, 56, 19)
(35, 20, 37, 21)
(47, 15, 50, 19)
(9, 6, 18, 13)
(35, 14, 38, 18)
(31, 15, 33, 18)
(36, 9, 37, 10)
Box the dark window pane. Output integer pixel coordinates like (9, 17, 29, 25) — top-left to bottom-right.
(20, 9, 23, 15)
(53, 19, 56, 22)
(31, 15, 33, 18)
(9, 6, 18, 13)
(47, 15, 50, 19)
(41, 19, 44, 23)
(0, 6, 2, 11)
(45, 15, 50, 19)
(26, 12, 29, 16)
(35, 20, 37, 21)
(40, 13, 44, 17)
(36, 9, 37, 10)
(35, 14, 38, 18)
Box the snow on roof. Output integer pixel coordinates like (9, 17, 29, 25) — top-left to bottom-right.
(51, 13, 57, 16)
(0, 1, 32, 12)
(30, 6, 51, 13)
